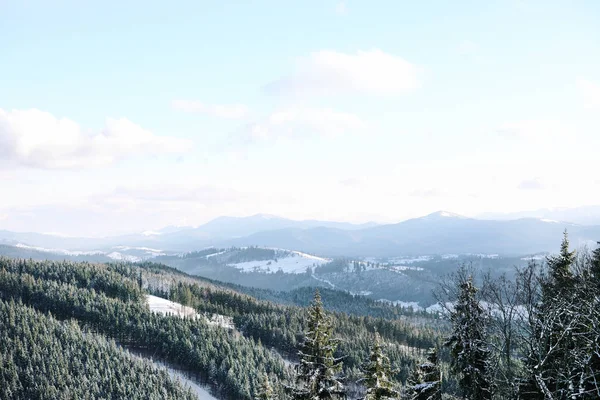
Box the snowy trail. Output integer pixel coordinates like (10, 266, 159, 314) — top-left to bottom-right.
(125, 348, 217, 400)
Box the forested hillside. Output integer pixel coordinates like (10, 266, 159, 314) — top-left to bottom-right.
(1, 233, 598, 399)
(0, 257, 447, 399)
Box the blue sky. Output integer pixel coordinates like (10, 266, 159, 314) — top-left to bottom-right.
(1, 0, 599, 236)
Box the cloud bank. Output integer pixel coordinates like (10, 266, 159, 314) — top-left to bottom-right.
(0, 109, 191, 169)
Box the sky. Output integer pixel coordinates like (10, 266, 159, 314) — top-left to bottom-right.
(1, 0, 599, 237)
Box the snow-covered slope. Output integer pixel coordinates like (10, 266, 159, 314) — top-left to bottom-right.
(12, 243, 165, 262)
(146, 295, 234, 329)
(146, 295, 198, 318)
(228, 250, 330, 274)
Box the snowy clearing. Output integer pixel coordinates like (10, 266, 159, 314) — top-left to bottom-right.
(147, 295, 198, 318)
(15, 243, 103, 256)
(229, 251, 329, 274)
(146, 295, 235, 329)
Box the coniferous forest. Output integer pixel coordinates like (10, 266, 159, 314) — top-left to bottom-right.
(0, 234, 598, 399)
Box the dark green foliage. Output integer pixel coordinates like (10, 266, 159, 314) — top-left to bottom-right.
(0, 298, 196, 400)
(361, 333, 399, 400)
(291, 290, 346, 399)
(444, 276, 492, 400)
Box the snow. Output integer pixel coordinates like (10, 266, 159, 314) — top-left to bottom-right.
(13, 243, 164, 262)
(205, 250, 227, 258)
(378, 299, 423, 310)
(311, 274, 336, 288)
(165, 367, 217, 400)
(113, 246, 164, 254)
(229, 251, 329, 274)
(147, 295, 198, 319)
(106, 252, 141, 262)
(146, 295, 234, 329)
(142, 230, 162, 236)
(127, 349, 217, 400)
(521, 255, 546, 261)
(15, 243, 104, 256)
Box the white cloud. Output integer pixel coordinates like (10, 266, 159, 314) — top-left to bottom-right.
(335, 2, 347, 15)
(265, 49, 420, 96)
(172, 100, 250, 119)
(239, 107, 365, 142)
(577, 78, 600, 110)
(0, 109, 191, 169)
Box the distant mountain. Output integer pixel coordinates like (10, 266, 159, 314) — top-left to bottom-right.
(159, 214, 378, 239)
(1, 211, 599, 256)
(478, 205, 600, 226)
(221, 212, 600, 257)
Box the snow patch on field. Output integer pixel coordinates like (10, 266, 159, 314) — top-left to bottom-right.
(107, 252, 141, 262)
(147, 295, 198, 318)
(205, 250, 227, 258)
(229, 251, 329, 274)
(146, 295, 235, 329)
(15, 243, 103, 256)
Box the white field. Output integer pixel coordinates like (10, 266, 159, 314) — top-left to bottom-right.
(228, 251, 329, 274)
(146, 295, 198, 318)
(146, 295, 234, 329)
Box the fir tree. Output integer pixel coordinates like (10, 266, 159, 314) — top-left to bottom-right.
(444, 276, 492, 400)
(408, 348, 441, 400)
(291, 289, 346, 400)
(361, 332, 399, 400)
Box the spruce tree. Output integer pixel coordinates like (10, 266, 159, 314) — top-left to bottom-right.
(444, 276, 492, 400)
(544, 230, 576, 294)
(520, 232, 582, 399)
(408, 348, 441, 400)
(361, 332, 399, 400)
(291, 289, 346, 400)
(255, 373, 275, 400)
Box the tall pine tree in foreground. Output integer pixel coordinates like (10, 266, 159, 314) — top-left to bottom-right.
(520, 231, 577, 399)
(444, 276, 492, 400)
(290, 290, 346, 400)
(361, 332, 399, 400)
(408, 348, 441, 400)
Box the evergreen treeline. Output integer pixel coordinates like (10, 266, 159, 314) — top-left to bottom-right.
(0, 257, 289, 399)
(167, 280, 444, 384)
(0, 298, 196, 400)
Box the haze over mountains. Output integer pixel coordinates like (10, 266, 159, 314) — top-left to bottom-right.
(2, 210, 600, 257)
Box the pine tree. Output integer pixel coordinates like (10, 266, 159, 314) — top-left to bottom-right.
(361, 332, 399, 400)
(408, 348, 441, 400)
(544, 230, 576, 294)
(291, 289, 346, 400)
(444, 276, 492, 400)
(255, 373, 275, 400)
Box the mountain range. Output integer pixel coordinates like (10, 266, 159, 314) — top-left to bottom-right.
(1, 211, 599, 257)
